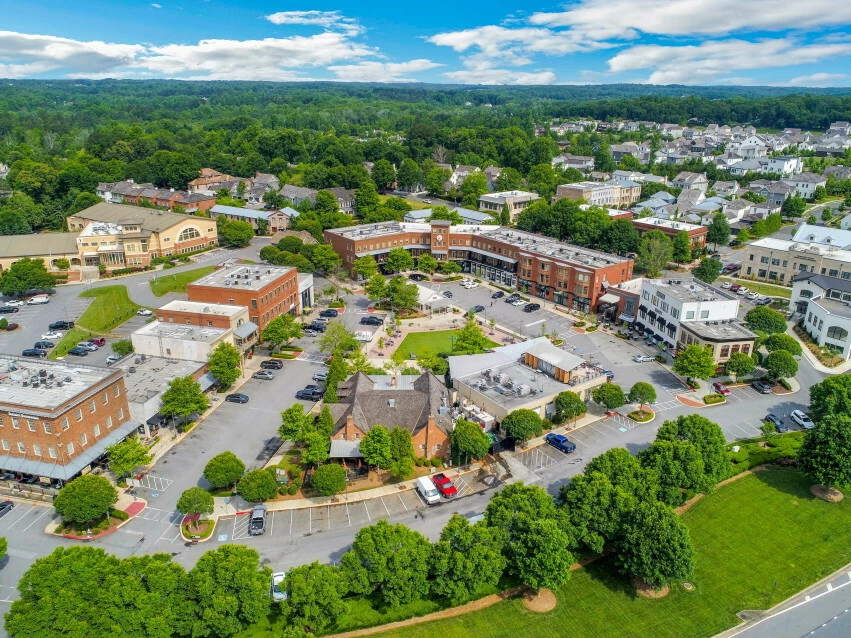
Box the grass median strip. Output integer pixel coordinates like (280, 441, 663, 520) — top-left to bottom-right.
(150, 265, 216, 297)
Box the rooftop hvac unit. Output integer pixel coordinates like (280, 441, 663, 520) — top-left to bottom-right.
(64, 377, 71, 383)
(388, 399, 396, 407)
(517, 384, 531, 396)
(498, 373, 510, 385)
(56, 381, 63, 387)
(255, 275, 260, 280)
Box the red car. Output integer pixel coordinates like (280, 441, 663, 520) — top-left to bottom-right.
(87, 337, 106, 347)
(712, 382, 731, 396)
(432, 473, 458, 498)
(729, 284, 741, 292)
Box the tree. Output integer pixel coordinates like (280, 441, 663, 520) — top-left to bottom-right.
(371, 159, 396, 192)
(262, 190, 286, 210)
(284, 561, 348, 634)
(592, 383, 627, 411)
(340, 519, 433, 607)
(159, 375, 210, 420)
(494, 167, 522, 192)
(310, 244, 343, 273)
(429, 205, 463, 225)
(316, 404, 335, 438)
(798, 414, 851, 493)
(554, 390, 587, 425)
(280, 403, 313, 444)
(53, 475, 118, 524)
(352, 254, 378, 280)
(397, 158, 423, 190)
(725, 352, 756, 377)
(354, 181, 380, 216)
(501, 409, 543, 443)
(781, 196, 806, 217)
(386, 275, 419, 312)
(386, 247, 414, 272)
(672, 344, 716, 385)
(454, 318, 492, 353)
(426, 167, 451, 195)
(636, 230, 673, 277)
(655, 414, 729, 487)
(430, 514, 506, 603)
(583, 447, 658, 502)
(106, 436, 152, 480)
(208, 342, 241, 388)
(561, 470, 637, 553)
(628, 382, 657, 408)
(764, 333, 803, 356)
(440, 260, 461, 275)
(737, 228, 750, 243)
(237, 469, 278, 503)
(311, 463, 346, 496)
(639, 439, 707, 505)
(600, 218, 640, 255)
(417, 253, 438, 273)
(313, 190, 339, 214)
(0, 536, 5, 562)
(672, 230, 692, 264)
(500, 203, 511, 225)
(54, 258, 70, 270)
(302, 431, 330, 467)
(813, 185, 827, 202)
(764, 350, 798, 379)
(364, 273, 388, 302)
(390, 426, 416, 479)
(809, 376, 851, 424)
(693, 258, 723, 284)
(617, 500, 696, 590)
(360, 424, 392, 469)
(218, 219, 255, 247)
(317, 322, 358, 354)
(745, 305, 787, 334)
(261, 314, 303, 349)
(460, 172, 489, 207)
(111, 339, 134, 357)
(203, 451, 246, 489)
(177, 487, 215, 531)
(450, 418, 491, 464)
(707, 213, 731, 250)
(0, 257, 56, 296)
(185, 545, 271, 637)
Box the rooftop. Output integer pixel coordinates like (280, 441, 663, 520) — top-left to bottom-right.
(811, 296, 851, 318)
(479, 190, 539, 201)
(115, 355, 209, 406)
(476, 227, 630, 266)
(190, 264, 295, 291)
(0, 355, 119, 412)
(644, 278, 737, 303)
(210, 204, 277, 221)
(132, 321, 229, 346)
(79, 221, 123, 237)
(791, 223, 851, 248)
(72, 202, 200, 233)
(633, 217, 705, 232)
(792, 272, 851, 295)
(680, 320, 757, 341)
(157, 300, 246, 318)
(0, 232, 80, 259)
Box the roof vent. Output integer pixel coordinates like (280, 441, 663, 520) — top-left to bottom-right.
(388, 399, 396, 408)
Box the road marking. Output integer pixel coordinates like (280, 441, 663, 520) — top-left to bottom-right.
(120, 529, 144, 536)
(4, 507, 35, 530)
(345, 500, 351, 526)
(269, 510, 275, 537)
(398, 493, 408, 511)
(328, 505, 331, 530)
(309, 507, 312, 532)
(828, 583, 834, 591)
(19, 507, 52, 532)
(380, 497, 391, 516)
(289, 509, 293, 536)
(524, 319, 545, 327)
(363, 500, 371, 521)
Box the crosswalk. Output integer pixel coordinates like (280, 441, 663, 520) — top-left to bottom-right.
(653, 399, 680, 412)
(136, 475, 173, 492)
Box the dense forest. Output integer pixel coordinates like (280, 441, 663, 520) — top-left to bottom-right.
(1, 80, 850, 237)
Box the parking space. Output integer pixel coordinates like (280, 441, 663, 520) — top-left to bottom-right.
(653, 399, 680, 412)
(0, 503, 57, 536)
(721, 418, 766, 441)
(515, 444, 562, 473)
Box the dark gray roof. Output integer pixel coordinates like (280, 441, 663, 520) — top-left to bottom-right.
(792, 272, 851, 294)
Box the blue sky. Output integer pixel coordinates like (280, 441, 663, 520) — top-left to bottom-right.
(1, 0, 851, 85)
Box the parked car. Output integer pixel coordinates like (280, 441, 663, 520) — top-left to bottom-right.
(296, 387, 324, 401)
(408, 273, 427, 281)
(49, 320, 74, 330)
(137, 308, 153, 317)
(746, 291, 760, 300)
(27, 295, 49, 305)
(252, 370, 275, 380)
(790, 410, 814, 429)
(736, 287, 749, 295)
(720, 281, 733, 289)
(106, 354, 122, 366)
(260, 359, 284, 370)
(712, 382, 731, 396)
(751, 380, 772, 394)
(505, 293, 521, 303)
(312, 370, 328, 382)
(4, 300, 24, 307)
(360, 316, 384, 326)
(87, 337, 107, 347)
(461, 281, 479, 289)
(21, 348, 47, 358)
(470, 305, 485, 314)
(0, 500, 14, 518)
(729, 284, 741, 292)
(0, 306, 19, 314)
(633, 354, 654, 363)
(765, 414, 788, 433)
(710, 253, 722, 260)
(76, 342, 99, 351)
(523, 303, 540, 312)
(248, 505, 268, 536)
(757, 296, 772, 305)
(224, 393, 249, 404)
(67, 347, 89, 357)
(511, 299, 525, 306)
(442, 290, 453, 298)
(307, 321, 327, 332)
(432, 473, 458, 498)
(34, 341, 54, 349)
(491, 291, 505, 299)
(303, 329, 318, 337)
(41, 331, 63, 340)
(416, 476, 440, 506)
(319, 309, 338, 318)
(545, 433, 577, 454)
(270, 572, 287, 603)
(603, 369, 615, 381)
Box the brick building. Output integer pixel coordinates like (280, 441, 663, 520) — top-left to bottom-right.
(186, 264, 300, 329)
(0, 355, 135, 482)
(631, 217, 708, 249)
(325, 221, 633, 313)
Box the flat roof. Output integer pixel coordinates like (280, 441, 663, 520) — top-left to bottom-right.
(115, 355, 208, 405)
(644, 278, 737, 303)
(680, 320, 757, 341)
(811, 296, 851, 318)
(0, 232, 80, 259)
(157, 300, 245, 318)
(132, 321, 229, 344)
(79, 221, 122, 237)
(0, 355, 118, 411)
(479, 190, 538, 201)
(633, 217, 704, 232)
(190, 264, 295, 291)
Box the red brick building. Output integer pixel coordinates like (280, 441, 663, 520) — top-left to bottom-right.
(631, 217, 708, 248)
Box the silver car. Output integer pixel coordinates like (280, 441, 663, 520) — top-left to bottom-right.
(248, 505, 267, 536)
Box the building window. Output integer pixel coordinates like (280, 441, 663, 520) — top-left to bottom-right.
(17, 442, 25, 453)
(43, 422, 52, 434)
(80, 433, 87, 446)
(113, 386, 120, 397)
(33, 444, 41, 457)
(49, 447, 56, 459)
(760, 256, 769, 263)
(685, 311, 695, 319)
(106, 416, 113, 429)
(75, 408, 83, 422)
(177, 227, 200, 242)
(89, 400, 96, 414)
(1, 440, 7, 451)
(11, 417, 19, 429)
(700, 310, 709, 319)
(827, 326, 849, 341)
(93, 424, 101, 437)
(27, 419, 35, 432)
(741, 344, 750, 354)
(67, 442, 75, 456)
(720, 345, 730, 357)
(102, 392, 109, 405)
(118, 408, 124, 420)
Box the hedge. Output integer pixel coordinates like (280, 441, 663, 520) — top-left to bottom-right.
(110, 508, 129, 521)
(279, 345, 304, 352)
(271, 352, 298, 359)
(779, 378, 792, 391)
(726, 431, 805, 475)
(328, 300, 345, 309)
(704, 393, 726, 405)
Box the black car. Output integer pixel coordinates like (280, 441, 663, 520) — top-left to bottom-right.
(470, 305, 485, 313)
(0, 306, 19, 314)
(523, 303, 541, 313)
(21, 348, 47, 358)
(408, 273, 427, 281)
(319, 309, 339, 318)
(765, 414, 788, 433)
(296, 388, 324, 401)
(0, 500, 13, 518)
(442, 290, 453, 298)
(34, 341, 55, 349)
(67, 347, 89, 356)
(751, 380, 772, 394)
(360, 315, 384, 326)
(505, 293, 521, 303)
(49, 320, 74, 330)
(260, 359, 284, 370)
(491, 291, 504, 299)
(308, 321, 327, 332)
(225, 393, 249, 404)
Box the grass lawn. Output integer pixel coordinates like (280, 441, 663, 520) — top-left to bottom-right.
(49, 327, 96, 359)
(396, 329, 498, 358)
(718, 276, 792, 299)
(150, 265, 215, 297)
(77, 286, 142, 332)
(377, 195, 434, 211)
(373, 470, 851, 638)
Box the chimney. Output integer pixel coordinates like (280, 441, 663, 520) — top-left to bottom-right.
(390, 375, 398, 388)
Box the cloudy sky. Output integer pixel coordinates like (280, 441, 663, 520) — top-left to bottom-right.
(1, 0, 850, 85)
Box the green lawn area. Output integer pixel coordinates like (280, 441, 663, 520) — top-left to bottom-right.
(396, 329, 498, 358)
(718, 276, 792, 299)
(378, 195, 432, 211)
(375, 470, 851, 638)
(149, 265, 216, 297)
(49, 327, 97, 359)
(50, 286, 142, 358)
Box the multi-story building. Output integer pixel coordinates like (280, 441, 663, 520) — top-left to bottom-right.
(799, 293, 851, 360)
(325, 221, 633, 312)
(97, 180, 216, 213)
(145, 300, 258, 355)
(187, 168, 237, 193)
(671, 171, 709, 192)
(554, 180, 641, 207)
(743, 236, 851, 285)
(678, 321, 758, 363)
(67, 202, 218, 270)
(781, 172, 827, 200)
(186, 264, 302, 329)
(631, 217, 708, 248)
(210, 204, 290, 233)
(790, 272, 851, 314)
(477, 191, 540, 220)
(0, 355, 135, 482)
(0, 233, 83, 281)
(131, 323, 234, 363)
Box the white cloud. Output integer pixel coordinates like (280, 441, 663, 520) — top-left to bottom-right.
(606, 39, 851, 84)
(264, 10, 362, 35)
(442, 68, 557, 85)
(151, 3, 162, 8)
(0, 30, 144, 75)
(328, 59, 442, 82)
(786, 72, 849, 87)
(529, 0, 851, 40)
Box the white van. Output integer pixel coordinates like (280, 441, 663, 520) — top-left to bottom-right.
(27, 295, 50, 305)
(416, 476, 440, 506)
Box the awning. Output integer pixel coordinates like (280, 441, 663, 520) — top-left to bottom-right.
(667, 321, 678, 329)
(329, 440, 363, 458)
(647, 310, 657, 320)
(639, 304, 648, 313)
(598, 293, 620, 305)
(198, 372, 217, 392)
(654, 334, 664, 341)
(634, 321, 645, 330)
(644, 327, 654, 334)
(234, 321, 258, 339)
(665, 341, 675, 348)
(618, 313, 635, 323)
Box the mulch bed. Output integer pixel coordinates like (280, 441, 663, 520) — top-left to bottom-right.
(522, 588, 557, 612)
(633, 578, 670, 599)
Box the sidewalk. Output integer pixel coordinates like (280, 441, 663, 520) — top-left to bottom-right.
(44, 492, 148, 539)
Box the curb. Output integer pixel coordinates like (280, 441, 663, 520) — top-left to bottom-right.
(178, 514, 217, 543)
(47, 497, 148, 541)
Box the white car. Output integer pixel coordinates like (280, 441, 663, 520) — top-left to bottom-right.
(746, 291, 760, 300)
(41, 331, 63, 340)
(270, 572, 287, 603)
(511, 299, 525, 306)
(736, 287, 749, 295)
(633, 354, 654, 363)
(137, 308, 153, 317)
(720, 281, 732, 289)
(461, 281, 479, 289)
(5, 300, 24, 307)
(790, 410, 814, 429)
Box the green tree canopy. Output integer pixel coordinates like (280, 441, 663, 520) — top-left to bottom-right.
(280, 403, 313, 444)
(159, 375, 210, 419)
(53, 475, 119, 524)
(284, 561, 348, 634)
(0, 257, 56, 296)
(725, 352, 756, 377)
(302, 431, 330, 467)
(554, 390, 587, 425)
(237, 469, 278, 503)
(763, 349, 798, 379)
(672, 230, 692, 263)
(809, 375, 851, 423)
(672, 344, 716, 384)
(583, 447, 658, 502)
(501, 409, 543, 442)
(352, 254, 378, 279)
(628, 382, 657, 408)
(592, 383, 627, 411)
(203, 451, 246, 489)
(639, 440, 707, 506)
(390, 426, 416, 479)
(261, 313, 303, 348)
(311, 463, 346, 496)
(417, 253, 438, 273)
(636, 230, 673, 277)
(106, 436, 152, 479)
(655, 414, 729, 487)
(745, 305, 787, 334)
(707, 213, 731, 250)
(360, 424, 392, 469)
(176, 487, 215, 529)
(317, 321, 359, 354)
(764, 333, 802, 356)
(386, 247, 414, 272)
(450, 418, 491, 464)
(218, 219, 255, 247)
(310, 244, 343, 273)
(208, 342, 241, 388)
(560, 470, 637, 554)
(798, 414, 851, 491)
(692, 258, 723, 284)
(454, 318, 492, 354)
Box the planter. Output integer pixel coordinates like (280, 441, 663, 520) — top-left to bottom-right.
(628, 409, 654, 423)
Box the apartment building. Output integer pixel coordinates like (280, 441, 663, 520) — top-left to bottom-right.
(743, 237, 851, 285)
(631, 217, 708, 248)
(553, 180, 641, 207)
(0, 355, 134, 482)
(325, 221, 633, 313)
(477, 191, 540, 220)
(210, 204, 290, 232)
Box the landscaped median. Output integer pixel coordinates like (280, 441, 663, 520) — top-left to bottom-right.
(149, 265, 216, 297)
(45, 493, 147, 540)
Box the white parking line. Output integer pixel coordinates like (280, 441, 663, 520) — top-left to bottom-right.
(269, 510, 275, 537)
(363, 500, 372, 521)
(328, 506, 331, 530)
(289, 509, 293, 535)
(20, 507, 52, 532)
(380, 497, 391, 516)
(398, 493, 408, 511)
(524, 319, 545, 327)
(3, 507, 35, 530)
(345, 500, 351, 525)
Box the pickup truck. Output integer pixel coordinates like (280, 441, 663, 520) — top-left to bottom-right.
(545, 433, 577, 454)
(432, 473, 458, 498)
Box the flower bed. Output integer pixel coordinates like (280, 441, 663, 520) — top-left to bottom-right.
(628, 409, 654, 423)
(279, 345, 303, 352)
(704, 393, 726, 405)
(271, 352, 299, 359)
(328, 299, 345, 309)
(182, 520, 215, 540)
(794, 324, 843, 367)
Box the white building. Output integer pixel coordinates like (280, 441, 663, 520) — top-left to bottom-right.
(790, 272, 851, 314)
(765, 156, 803, 176)
(780, 173, 827, 200)
(130, 322, 232, 362)
(801, 296, 851, 360)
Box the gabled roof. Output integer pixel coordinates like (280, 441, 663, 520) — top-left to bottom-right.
(71, 202, 200, 233)
(792, 271, 851, 295)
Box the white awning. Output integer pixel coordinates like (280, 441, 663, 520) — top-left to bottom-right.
(618, 313, 635, 323)
(598, 293, 620, 304)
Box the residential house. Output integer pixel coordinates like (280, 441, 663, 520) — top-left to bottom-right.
(671, 171, 709, 192)
(552, 154, 595, 171)
(780, 172, 827, 200)
(711, 181, 739, 197)
(187, 168, 237, 193)
(209, 204, 290, 232)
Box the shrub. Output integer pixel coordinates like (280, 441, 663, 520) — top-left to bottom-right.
(574, 321, 586, 327)
(655, 355, 665, 363)
(278, 345, 304, 352)
(0, 318, 6, 330)
(779, 378, 792, 391)
(237, 469, 278, 502)
(473, 278, 483, 283)
(287, 483, 299, 495)
(703, 393, 726, 405)
(271, 352, 297, 359)
(110, 508, 129, 521)
(431, 457, 443, 467)
(415, 457, 425, 467)
(586, 326, 598, 332)
(628, 410, 653, 422)
(328, 300, 345, 309)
